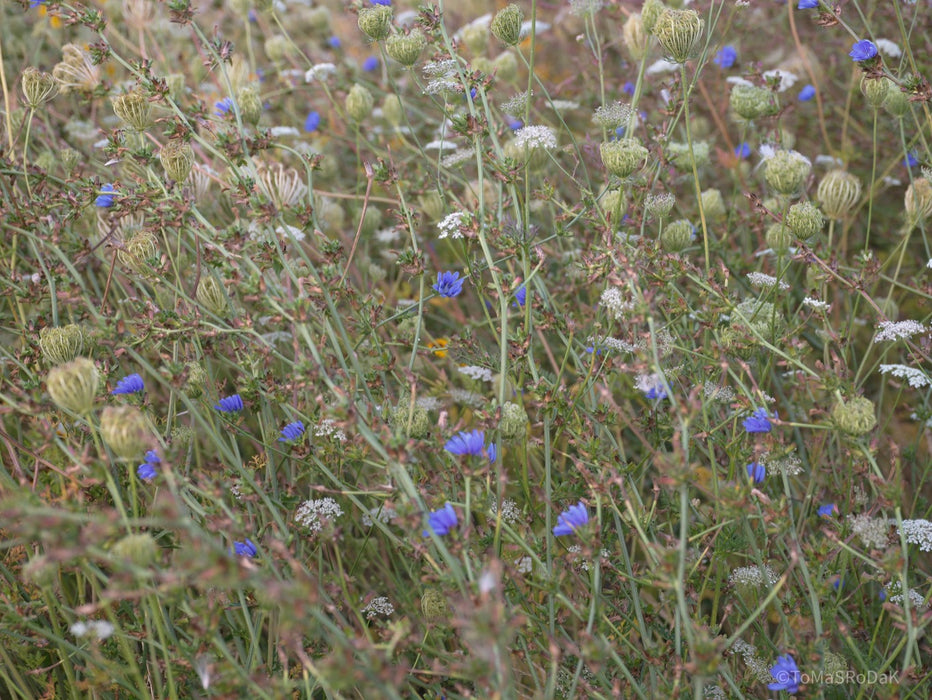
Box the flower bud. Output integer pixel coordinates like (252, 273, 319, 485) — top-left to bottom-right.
(159, 139, 194, 183)
(667, 140, 710, 170)
(237, 85, 263, 126)
(641, 0, 665, 35)
(859, 75, 890, 108)
(420, 587, 450, 623)
(645, 192, 675, 220)
(882, 87, 911, 119)
(729, 84, 779, 121)
(832, 396, 876, 436)
(490, 4, 524, 46)
(382, 94, 404, 127)
(904, 178, 932, 228)
(388, 397, 431, 439)
(601, 189, 627, 221)
(118, 230, 159, 272)
(817, 170, 861, 219)
(460, 23, 489, 55)
(61, 148, 80, 175)
(652, 9, 703, 64)
(661, 219, 694, 252)
(499, 401, 527, 440)
(600, 138, 648, 178)
(111, 532, 159, 567)
(111, 90, 152, 131)
(622, 14, 649, 61)
(764, 150, 811, 196)
(765, 223, 793, 254)
(21, 67, 58, 108)
(492, 52, 519, 82)
(784, 200, 824, 240)
(39, 324, 86, 366)
(35, 151, 55, 172)
(386, 29, 427, 67)
(701, 188, 726, 223)
(47, 358, 99, 414)
(345, 84, 374, 123)
(196, 275, 229, 317)
(358, 5, 393, 42)
(100, 405, 150, 460)
(184, 362, 207, 398)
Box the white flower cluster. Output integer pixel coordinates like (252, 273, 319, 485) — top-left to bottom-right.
(587, 335, 639, 353)
(703, 382, 735, 402)
(500, 90, 531, 116)
(729, 564, 778, 587)
(898, 519, 932, 551)
(362, 504, 397, 527)
(729, 640, 774, 684)
(874, 38, 902, 58)
(458, 365, 493, 382)
(600, 287, 635, 320)
(802, 296, 831, 311)
(71, 620, 115, 640)
(416, 396, 443, 411)
(592, 102, 632, 129)
(704, 686, 727, 700)
(295, 497, 344, 533)
(847, 513, 890, 549)
(450, 388, 485, 407)
(568, 544, 611, 571)
(438, 211, 467, 239)
(874, 320, 926, 342)
(515, 556, 534, 574)
(879, 364, 931, 388)
(304, 63, 336, 82)
(314, 419, 346, 442)
(513, 125, 558, 151)
(747, 272, 790, 290)
(760, 451, 803, 476)
(884, 581, 929, 610)
(361, 596, 395, 619)
(489, 498, 522, 525)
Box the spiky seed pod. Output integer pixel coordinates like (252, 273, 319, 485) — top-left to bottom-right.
(236, 85, 263, 126)
(645, 192, 675, 220)
(111, 533, 159, 567)
(357, 5, 393, 41)
(386, 29, 427, 67)
(46, 357, 99, 414)
(701, 188, 726, 223)
(381, 94, 404, 127)
(652, 9, 703, 64)
(765, 223, 793, 254)
(420, 588, 450, 623)
(388, 398, 431, 439)
(764, 150, 811, 196)
(111, 91, 152, 131)
(52, 45, 100, 93)
(622, 14, 649, 61)
(641, 0, 665, 35)
(61, 148, 80, 175)
(729, 84, 779, 121)
(859, 75, 890, 108)
(21, 67, 58, 108)
(490, 4, 524, 46)
(600, 138, 649, 178)
(832, 397, 877, 436)
(159, 140, 194, 183)
(882, 87, 910, 118)
(499, 401, 528, 440)
(196, 275, 229, 317)
(345, 84, 374, 122)
(100, 405, 150, 460)
(661, 219, 694, 252)
(784, 200, 824, 241)
(39, 325, 86, 366)
(905, 178, 932, 228)
(118, 230, 159, 272)
(817, 170, 861, 219)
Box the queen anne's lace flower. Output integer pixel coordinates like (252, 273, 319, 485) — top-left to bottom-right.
(729, 565, 778, 587)
(295, 498, 344, 534)
(438, 212, 466, 239)
(874, 320, 926, 342)
(879, 364, 931, 388)
(847, 513, 890, 549)
(361, 596, 394, 619)
(898, 519, 932, 551)
(512, 125, 558, 150)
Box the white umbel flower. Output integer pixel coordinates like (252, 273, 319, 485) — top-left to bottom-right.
(874, 320, 926, 342)
(879, 364, 931, 388)
(513, 125, 558, 150)
(361, 596, 395, 619)
(899, 519, 932, 551)
(438, 212, 466, 239)
(729, 565, 778, 587)
(295, 497, 344, 534)
(847, 513, 890, 549)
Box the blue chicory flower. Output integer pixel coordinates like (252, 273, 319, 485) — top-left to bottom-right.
(818, 503, 838, 517)
(424, 502, 457, 537)
(798, 84, 816, 101)
(768, 654, 801, 694)
(362, 56, 380, 72)
(622, 81, 635, 96)
(507, 117, 523, 130)
(743, 408, 775, 433)
(905, 152, 918, 168)
(487, 442, 497, 463)
(111, 373, 144, 395)
(278, 420, 306, 442)
(137, 450, 159, 481)
(304, 110, 321, 133)
(553, 501, 588, 537)
(734, 142, 751, 159)
(797, 0, 819, 8)
(95, 184, 116, 208)
(328, 36, 342, 49)
(444, 429, 486, 456)
(233, 539, 258, 558)
(214, 394, 244, 413)
(714, 46, 737, 69)
(371, 0, 391, 5)
(514, 285, 527, 307)
(746, 462, 766, 484)
(214, 97, 234, 117)
(849, 40, 878, 62)
(432, 271, 465, 298)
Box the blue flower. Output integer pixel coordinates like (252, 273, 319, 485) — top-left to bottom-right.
(111, 373, 144, 395)
(214, 394, 244, 413)
(832, 576, 844, 590)
(371, 0, 391, 4)
(137, 450, 159, 481)
(432, 271, 465, 298)
(714, 46, 737, 69)
(233, 539, 258, 558)
(95, 184, 116, 208)
(746, 462, 766, 484)
(514, 285, 526, 307)
(444, 429, 485, 456)
(362, 56, 380, 72)
(507, 118, 523, 130)
(214, 97, 234, 117)
(304, 110, 321, 133)
(743, 408, 774, 433)
(767, 654, 801, 694)
(553, 501, 588, 537)
(622, 81, 635, 96)
(798, 84, 816, 101)
(487, 442, 497, 463)
(278, 420, 305, 442)
(328, 36, 342, 49)
(797, 0, 819, 8)
(818, 503, 838, 517)
(644, 385, 667, 401)
(30, 0, 46, 7)
(849, 40, 878, 62)
(905, 152, 918, 168)
(734, 142, 751, 159)
(424, 502, 457, 537)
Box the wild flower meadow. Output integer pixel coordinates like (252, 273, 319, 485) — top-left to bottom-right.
(3, 0, 932, 697)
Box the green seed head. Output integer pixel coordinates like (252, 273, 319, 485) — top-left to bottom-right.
(358, 5, 393, 41)
(111, 533, 159, 568)
(196, 275, 229, 317)
(652, 8, 703, 64)
(832, 396, 877, 436)
(882, 87, 911, 118)
(729, 83, 779, 121)
(764, 150, 811, 196)
(701, 188, 726, 223)
(345, 84, 375, 122)
(21, 67, 58, 108)
(817, 169, 861, 219)
(859, 75, 890, 108)
(905, 178, 932, 227)
(661, 219, 694, 252)
(381, 94, 404, 127)
(623, 13, 649, 61)
(600, 138, 649, 178)
(111, 90, 152, 131)
(39, 324, 86, 366)
(386, 29, 427, 67)
(784, 200, 824, 241)
(47, 357, 98, 415)
(237, 85, 263, 126)
(490, 4, 524, 46)
(765, 223, 793, 254)
(641, 0, 666, 35)
(100, 405, 150, 460)
(159, 139, 195, 183)
(420, 587, 450, 622)
(493, 52, 519, 82)
(499, 401, 528, 440)
(645, 192, 675, 220)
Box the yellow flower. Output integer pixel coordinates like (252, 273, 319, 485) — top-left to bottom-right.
(427, 338, 449, 358)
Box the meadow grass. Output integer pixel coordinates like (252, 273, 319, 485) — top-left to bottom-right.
(1, 0, 932, 697)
